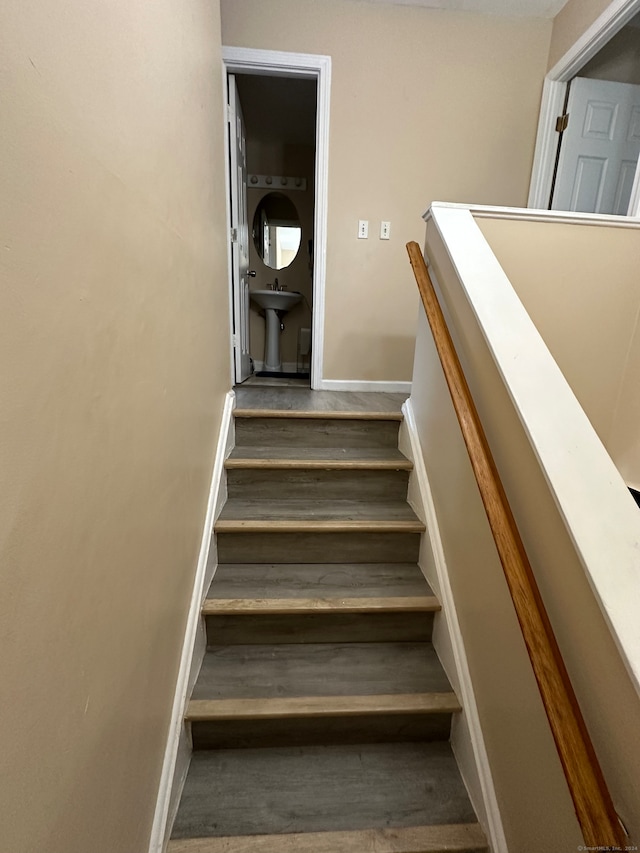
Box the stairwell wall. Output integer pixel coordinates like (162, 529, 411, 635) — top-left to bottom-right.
(221, 0, 552, 383)
(0, 1, 230, 851)
(411, 208, 640, 849)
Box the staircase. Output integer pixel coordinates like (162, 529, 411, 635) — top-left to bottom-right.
(168, 394, 488, 853)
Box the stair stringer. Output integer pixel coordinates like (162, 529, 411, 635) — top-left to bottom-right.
(149, 389, 237, 853)
(400, 398, 507, 853)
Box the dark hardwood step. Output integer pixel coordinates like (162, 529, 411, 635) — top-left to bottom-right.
(215, 499, 425, 532)
(234, 415, 401, 449)
(232, 388, 407, 416)
(168, 823, 488, 853)
(225, 467, 410, 502)
(216, 531, 421, 564)
(192, 642, 451, 699)
(204, 611, 434, 645)
(206, 563, 432, 600)
(188, 642, 456, 747)
(225, 445, 412, 468)
(170, 742, 479, 839)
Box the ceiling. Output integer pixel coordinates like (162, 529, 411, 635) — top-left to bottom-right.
(236, 76, 317, 147)
(350, 0, 570, 18)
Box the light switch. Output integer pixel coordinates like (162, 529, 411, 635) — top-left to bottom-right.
(358, 220, 368, 239)
(380, 221, 391, 240)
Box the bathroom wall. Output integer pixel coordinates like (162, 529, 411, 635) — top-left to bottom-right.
(221, 0, 552, 383)
(0, 0, 230, 850)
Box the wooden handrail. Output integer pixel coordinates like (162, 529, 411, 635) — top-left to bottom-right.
(406, 241, 625, 849)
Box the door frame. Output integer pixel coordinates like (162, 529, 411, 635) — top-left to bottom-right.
(528, 0, 640, 215)
(222, 46, 331, 389)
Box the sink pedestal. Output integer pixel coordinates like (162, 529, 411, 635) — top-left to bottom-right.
(249, 289, 303, 374)
(263, 308, 284, 372)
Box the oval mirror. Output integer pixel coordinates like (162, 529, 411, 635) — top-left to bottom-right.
(252, 192, 302, 270)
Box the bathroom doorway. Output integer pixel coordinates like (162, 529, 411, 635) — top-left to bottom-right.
(223, 48, 331, 391)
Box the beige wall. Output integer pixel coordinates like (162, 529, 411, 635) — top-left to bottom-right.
(221, 0, 551, 381)
(0, 1, 230, 851)
(548, 0, 616, 69)
(414, 219, 640, 849)
(477, 217, 640, 486)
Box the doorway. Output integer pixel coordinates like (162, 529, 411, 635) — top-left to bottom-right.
(550, 76, 640, 213)
(529, 0, 640, 214)
(222, 48, 331, 391)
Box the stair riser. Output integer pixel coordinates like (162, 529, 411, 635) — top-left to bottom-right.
(235, 418, 400, 449)
(225, 468, 410, 502)
(205, 612, 433, 644)
(171, 742, 478, 839)
(191, 713, 452, 750)
(217, 531, 421, 564)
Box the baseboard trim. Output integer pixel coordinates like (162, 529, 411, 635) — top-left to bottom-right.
(401, 398, 507, 853)
(316, 379, 412, 393)
(148, 390, 236, 853)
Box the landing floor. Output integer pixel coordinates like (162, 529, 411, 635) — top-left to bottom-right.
(234, 386, 409, 414)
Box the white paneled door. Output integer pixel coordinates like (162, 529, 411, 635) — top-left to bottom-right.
(228, 74, 252, 384)
(552, 77, 640, 215)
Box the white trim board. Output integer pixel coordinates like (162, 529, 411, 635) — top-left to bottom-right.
(222, 47, 331, 392)
(148, 390, 236, 853)
(401, 398, 508, 853)
(424, 200, 640, 229)
(528, 0, 640, 213)
(317, 379, 412, 393)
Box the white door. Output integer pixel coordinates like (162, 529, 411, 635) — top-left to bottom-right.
(552, 77, 640, 215)
(228, 75, 251, 383)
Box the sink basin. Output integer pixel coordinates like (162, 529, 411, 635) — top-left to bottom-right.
(250, 289, 302, 312)
(249, 290, 304, 373)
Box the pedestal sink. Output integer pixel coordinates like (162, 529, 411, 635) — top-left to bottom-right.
(250, 289, 303, 372)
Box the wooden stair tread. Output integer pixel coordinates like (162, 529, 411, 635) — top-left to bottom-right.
(207, 563, 433, 600)
(216, 520, 425, 533)
(187, 693, 460, 720)
(234, 408, 403, 420)
(216, 500, 425, 531)
(203, 596, 437, 614)
(167, 823, 488, 853)
(226, 445, 412, 469)
(192, 642, 451, 699)
(171, 742, 479, 839)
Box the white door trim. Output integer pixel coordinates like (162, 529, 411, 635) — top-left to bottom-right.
(222, 47, 331, 390)
(528, 0, 640, 213)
